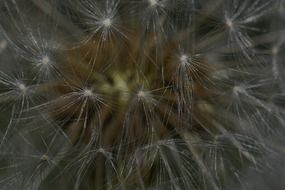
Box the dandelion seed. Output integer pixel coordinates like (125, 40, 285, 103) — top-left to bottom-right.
(102, 18, 112, 28)
(38, 55, 50, 67)
(16, 82, 27, 94)
(136, 88, 158, 105)
(225, 18, 234, 30)
(40, 154, 49, 161)
(180, 54, 191, 66)
(272, 45, 281, 79)
(0, 39, 7, 53)
(148, 0, 158, 7)
(180, 54, 188, 64)
(272, 46, 279, 55)
(137, 90, 146, 99)
(82, 88, 93, 97)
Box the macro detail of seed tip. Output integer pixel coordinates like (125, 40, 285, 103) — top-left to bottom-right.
(0, 0, 285, 190)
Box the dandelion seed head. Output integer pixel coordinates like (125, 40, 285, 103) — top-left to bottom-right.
(1, 1, 284, 189)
